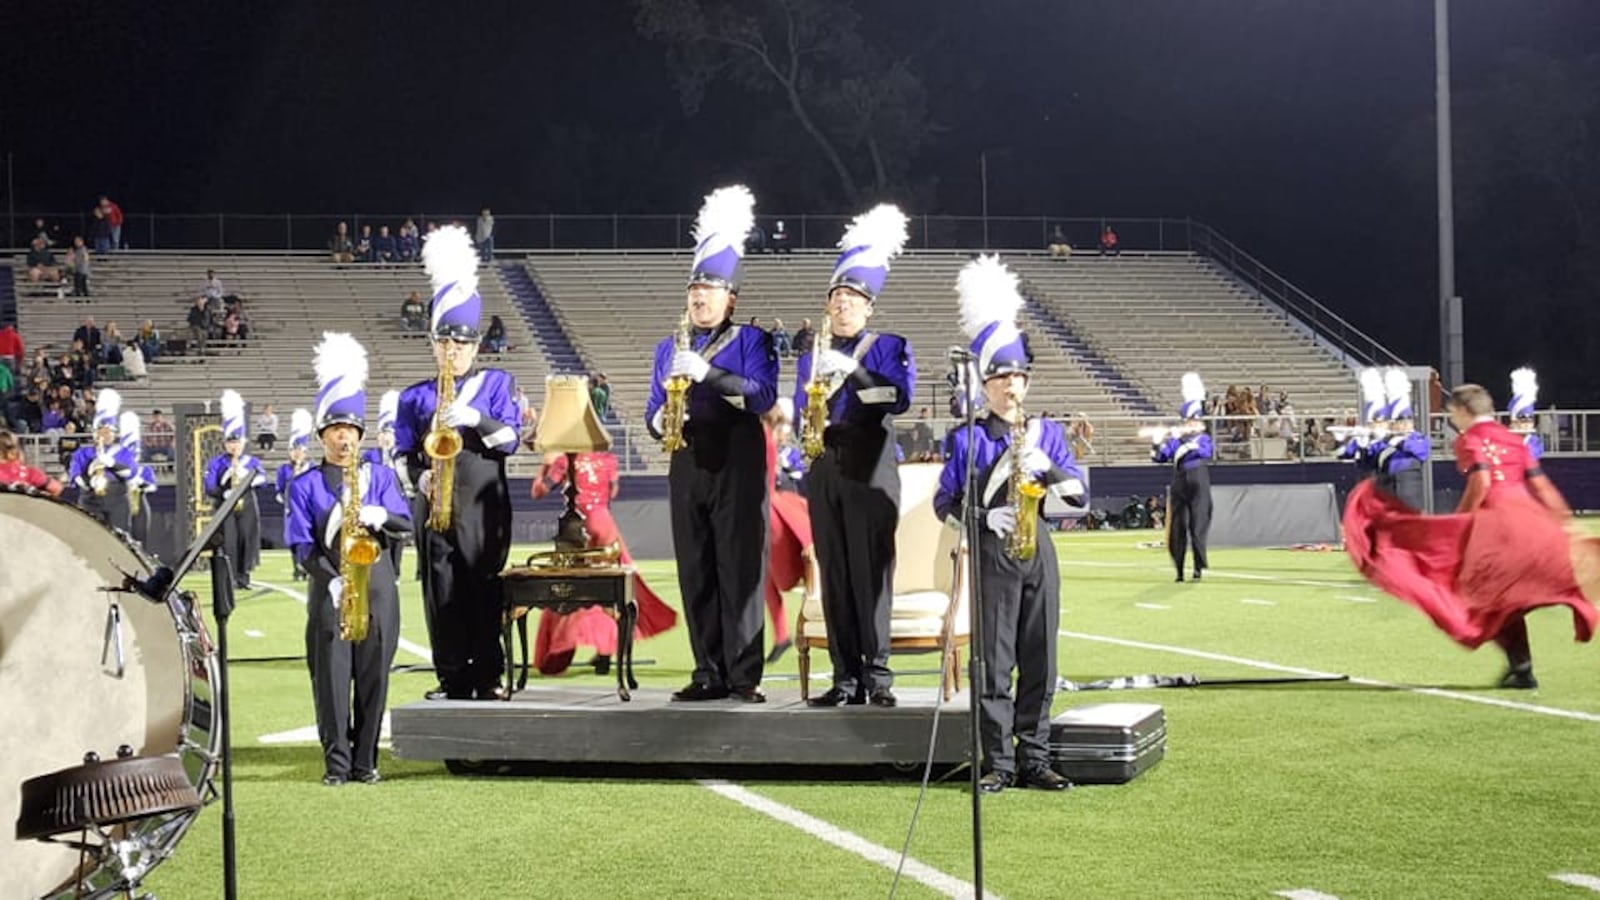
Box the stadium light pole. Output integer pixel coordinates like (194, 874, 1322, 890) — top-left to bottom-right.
(1435, 0, 1464, 386)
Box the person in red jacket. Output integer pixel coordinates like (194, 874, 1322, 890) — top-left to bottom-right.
(1343, 383, 1600, 688)
(529, 451, 677, 675)
(763, 399, 813, 664)
(0, 430, 63, 496)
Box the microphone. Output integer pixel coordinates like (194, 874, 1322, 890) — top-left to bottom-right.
(102, 563, 176, 604)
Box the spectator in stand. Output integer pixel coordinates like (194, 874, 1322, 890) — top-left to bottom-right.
(0, 430, 63, 496)
(65, 237, 92, 298)
(770, 317, 792, 357)
(137, 320, 161, 361)
(32, 217, 61, 248)
(475, 207, 495, 262)
(770, 220, 792, 253)
(0, 323, 23, 372)
(590, 372, 610, 420)
(145, 410, 175, 462)
(73, 317, 103, 361)
(26, 236, 61, 284)
(102, 323, 125, 367)
(88, 206, 113, 255)
(255, 403, 279, 451)
(355, 225, 374, 262)
(1098, 224, 1120, 257)
(481, 315, 508, 354)
(401, 291, 427, 332)
(397, 218, 420, 262)
(792, 317, 815, 357)
(1069, 412, 1096, 460)
(1048, 224, 1073, 258)
(99, 196, 124, 251)
(909, 407, 935, 459)
(222, 308, 247, 342)
(373, 225, 397, 264)
(330, 221, 355, 263)
(15, 383, 44, 433)
(187, 296, 211, 354)
(202, 269, 225, 309)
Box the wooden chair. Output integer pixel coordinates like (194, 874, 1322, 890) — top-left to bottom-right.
(795, 462, 970, 700)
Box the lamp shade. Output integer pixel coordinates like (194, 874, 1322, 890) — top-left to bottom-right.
(533, 376, 612, 454)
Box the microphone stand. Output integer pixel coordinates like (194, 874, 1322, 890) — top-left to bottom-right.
(209, 541, 239, 900)
(952, 352, 987, 894)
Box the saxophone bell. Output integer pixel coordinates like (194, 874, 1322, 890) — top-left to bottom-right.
(799, 312, 832, 464)
(1004, 385, 1045, 562)
(426, 339, 462, 531)
(659, 310, 693, 453)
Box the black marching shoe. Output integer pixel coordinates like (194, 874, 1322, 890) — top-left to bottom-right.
(671, 682, 731, 702)
(1174, 573, 1185, 583)
(474, 683, 510, 701)
(1019, 767, 1074, 791)
(424, 685, 473, 701)
(1192, 569, 1203, 582)
(731, 685, 767, 704)
(867, 688, 898, 708)
(321, 774, 347, 787)
(353, 770, 381, 785)
(590, 654, 612, 676)
(1498, 667, 1538, 690)
(806, 686, 861, 708)
(977, 771, 1013, 795)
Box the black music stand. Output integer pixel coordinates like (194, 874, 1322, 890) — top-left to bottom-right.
(949, 351, 988, 894)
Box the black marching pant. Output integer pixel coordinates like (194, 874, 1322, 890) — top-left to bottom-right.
(305, 554, 401, 778)
(808, 425, 900, 694)
(82, 480, 131, 534)
(976, 528, 1060, 776)
(1168, 464, 1211, 576)
(416, 451, 511, 693)
(671, 418, 769, 691)
(1379, 466, 1426, 512)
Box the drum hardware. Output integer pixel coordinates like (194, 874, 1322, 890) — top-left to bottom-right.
(100, 602, 125, 679)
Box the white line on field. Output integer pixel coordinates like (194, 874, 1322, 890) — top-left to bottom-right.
(1239, 598, 1277, 606)
(244, 629, 265, 637)
(1134, 602, 1170, 611)
(1059, 630, 1600, 724)
(698, 779, 994, 900)
(1064, 559, 1366, 589)
(1275, 891, 1340, 900)
(1552, 873, 1600, 892)
(254, 580, 432, 662)
(1335, 595, 1379, 604)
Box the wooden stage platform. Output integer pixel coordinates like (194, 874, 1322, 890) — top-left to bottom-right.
(390, 686, 975, 771)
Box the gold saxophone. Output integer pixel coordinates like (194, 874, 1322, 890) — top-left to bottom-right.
(659, 311, 693, 453)
(520, 541, 622, 569)
(1005, 388, 1046, 561)
(424, 342, 463, 531)
(339, 447, 380, 642)
(88, 453, 109, 496)
(799, 313, 831, 464)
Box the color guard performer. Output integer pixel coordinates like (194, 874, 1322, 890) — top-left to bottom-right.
(795, 204, 916, 708)
(1153, 374, 1214, 582)
(68, 388, 136, 531)
(395, 226, 522, 701)
(277, 409, 315, 581)
(286, 333, 412, 785)
(204, 390, 266, 589)
(644, 185, 777, 703)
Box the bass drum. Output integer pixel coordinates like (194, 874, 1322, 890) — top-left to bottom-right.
(0, 486, 221, 898)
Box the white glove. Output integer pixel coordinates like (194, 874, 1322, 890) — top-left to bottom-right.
(328, 577, 344, 610)
(417, 470, 434, 498)
(669, 350, 710, 383)
(1021, 447, 1053, 477)
(985, 506, 1017, 538)
(650, 407, 667, 435)
(358, 505, 388, 529)
(815, 349, 859, 378)
(443, 401, 481, 429)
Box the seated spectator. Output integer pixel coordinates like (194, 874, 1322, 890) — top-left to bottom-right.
(144, 410, 175, 461)
(744, 223, 767, 254)
(73, 316, 103, 360)
(1048, 225, 1073, 258)
(355, 225, 375, 262)
(481, 315, 508, 354)
(32, 217, 62, 248)
(88, 206, 113, 255)
(222, 310, 247, 342)
(401, 292, 428, 331)
(65, 237, 92, 298)
(770, 220, 792, 253)
(330, 221, 355, 263)
(41, 401, 67, 436)
(137, 320, 161, 361)
(26, 236, 61, 284)
(0, 430, 63, 496)
(123, 340, 147, 380)
(397, 218, 420, 262)
(255, 403, 279, 451)
(1098, 225, 1120, 257)
(101, 323, 125, 367)
(373, 225, 397, 264)
(770, 318, 792, 357)
(187, 297, 211, 354)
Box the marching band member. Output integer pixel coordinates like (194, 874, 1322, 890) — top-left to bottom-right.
(395, 226, 522, 701)
(1509, 368, 1543, 460)
(0, 430, 63, 496)
(1152, 373, 1214, 582)
(528, 450, 677, 675)
(277, 409, 315, 581)
(1373, 368, 1429, 511)
(762, 398, 811, 664)
(1344, 382, 1598, 689)
(286, 333, 412, 785)
(68, 388, 136, 531)
(1336, 368, 1390, 480)
(204, 390, 267, 589)
(362, 390, 407, 578)
(933, 255, 1084, 793)
(118, 410, 153, 546)
(795, 205, 917, 708)
(644, 185, 777, 703)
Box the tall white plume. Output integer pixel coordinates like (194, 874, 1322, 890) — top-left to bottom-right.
(290, 408, 313, 437)
(313, 332, 369, 393)
(955, 255, 1023, 339)
(1359, 368, 1385, 407)
(837, 204, 909, 259)
(1383, 368, 1411, 404)
(118, 410, 141, 444)
(1181, 372, 1206, 403)
(1511, 367, 1538, 404)
(220, 389, 244, 424)
(422, 224, 479, 298)
(95, 387, 122, 419)
(692, 185, 756, 246)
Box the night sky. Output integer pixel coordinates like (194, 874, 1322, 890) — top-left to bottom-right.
(6, 1, 1599, 397)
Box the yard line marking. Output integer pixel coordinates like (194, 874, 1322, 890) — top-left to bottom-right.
(1239, 598, 1277, 606)
(1134, 602, 1170, 610)
(1275, 891, 1340, 900)
(1335, 595, 1379, 604)
(259, 716, 391, 746)
(244, 629, 265, 638)
(1552, 873, 1600, 892)
(1063, 559, 1367, 589)
(698, 779, 994, 900)
(1059, 630, 1600, 724)
(255, 580, 432, 662)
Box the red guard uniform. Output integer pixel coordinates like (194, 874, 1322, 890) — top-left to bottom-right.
(1344, 418, 1600, 657)
(531, 452, 677, 674)
(764, 425, 813, 650)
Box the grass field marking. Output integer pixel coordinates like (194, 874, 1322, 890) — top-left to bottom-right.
(1274, 891, 1340, 900)
(1062, 559, 1367, 590)
(253, 579, 433, 663)
(1059, 630, 1600, 724)
(1239, 598, 1277, 606)
(698, 779, 994, 900)
(1134, 602, 1171, 611)
(1335, 595, 1379, 604)
(1552, 873, 1600, 892)
(244, 628, 265, 637)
